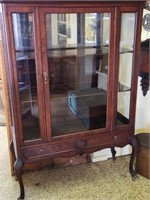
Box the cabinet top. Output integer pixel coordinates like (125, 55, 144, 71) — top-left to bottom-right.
(0, 0, 146, 2)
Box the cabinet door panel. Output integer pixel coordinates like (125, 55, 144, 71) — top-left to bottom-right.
(11, 12, 42, 141)
(41, 9, 112, 138)
(116, 13, 136, 126)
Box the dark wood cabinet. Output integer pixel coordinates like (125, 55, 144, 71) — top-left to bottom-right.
(1, 0, 146, 199)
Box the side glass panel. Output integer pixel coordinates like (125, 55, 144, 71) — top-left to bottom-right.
(46, 13, 110, 137)
(12, 13, 41, 141)
(116, 13, 136, 126)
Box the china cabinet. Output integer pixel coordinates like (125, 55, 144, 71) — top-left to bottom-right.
(1, 0, 145, 199)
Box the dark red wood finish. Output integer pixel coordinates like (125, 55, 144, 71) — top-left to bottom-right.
(1, 1, 145, 199)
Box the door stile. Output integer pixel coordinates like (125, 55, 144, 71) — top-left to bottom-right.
(106, 8, 116, 132)
(39, 9, 52, 142)
(34, 7, 48, 142)
(112, 6, 121, 131)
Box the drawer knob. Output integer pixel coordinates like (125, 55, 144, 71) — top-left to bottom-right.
(39, 148, 46, 155)
(114, 136, 119, 142)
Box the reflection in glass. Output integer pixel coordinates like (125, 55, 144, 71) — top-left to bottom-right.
(12, 13, 40, 141)
(46, 13, 110, 136)
(116, 13, 136, 126)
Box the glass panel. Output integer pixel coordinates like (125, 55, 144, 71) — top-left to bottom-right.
(46, 13, 110, 137)
(116, 13, 136, 126)
(12, 13, 40, 141)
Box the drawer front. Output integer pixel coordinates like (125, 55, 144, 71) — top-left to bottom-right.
(113, 132, 131, 147)
(22, 133, 113, 161)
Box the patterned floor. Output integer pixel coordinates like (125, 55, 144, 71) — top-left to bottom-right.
(0, 126, 150, 200)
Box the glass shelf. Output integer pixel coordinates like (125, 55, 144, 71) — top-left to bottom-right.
(118, 83, 130, 92)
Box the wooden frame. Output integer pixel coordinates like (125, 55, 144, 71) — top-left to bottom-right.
(1, 1, 145, 199)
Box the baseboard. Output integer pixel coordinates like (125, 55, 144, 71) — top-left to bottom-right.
(91, 145, 132, 162)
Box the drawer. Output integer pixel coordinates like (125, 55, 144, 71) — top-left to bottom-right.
(22, 133, 113, 161)
(22, 142, 75, 160)
(113, 132, 131, 146)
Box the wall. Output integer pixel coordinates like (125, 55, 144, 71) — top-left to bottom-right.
(135, 78, 150, 133)
(135, 9, 150, 133)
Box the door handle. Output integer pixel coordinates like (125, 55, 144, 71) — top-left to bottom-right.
(43, 72, 48, 84)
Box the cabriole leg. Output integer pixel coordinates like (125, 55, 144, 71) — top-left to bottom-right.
(129, 136, 138, 180)
(14, 159, 25, 200)
(10, 140, 16, 162)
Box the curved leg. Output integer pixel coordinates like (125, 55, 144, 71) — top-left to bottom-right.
(129, 136, 138, 181)
(111, 147, 116, 160)
(14, 159, 25, 199)
(10, 140, 16, 162)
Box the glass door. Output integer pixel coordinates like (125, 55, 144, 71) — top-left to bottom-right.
(40, 7, 114, 138)
(9, 8, 45, 142)
(114, 7, 140, 128)
(116, 13, 136, 126)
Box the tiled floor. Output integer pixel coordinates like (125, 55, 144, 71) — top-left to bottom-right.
(0, 126, 150, 200)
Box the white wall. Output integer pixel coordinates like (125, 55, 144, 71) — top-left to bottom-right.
(135, 9, 150, 133)
(135, 78, 150, 133)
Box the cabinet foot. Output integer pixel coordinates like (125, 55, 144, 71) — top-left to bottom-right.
(111, 147, 116, 160)
(129, 136, 137, 180)
(14, 159, 25, 199)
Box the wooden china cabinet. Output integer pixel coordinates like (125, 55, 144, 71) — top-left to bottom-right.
(1, 0, 146, 199)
